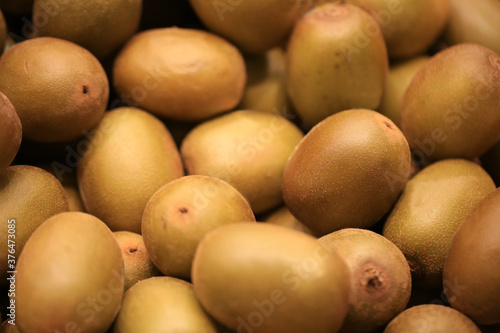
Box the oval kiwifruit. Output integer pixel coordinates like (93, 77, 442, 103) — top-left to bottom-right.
(0, 92, 21, 171)
(142, 175, 255, 280)
(33, 0, 142, 59)
(0, 165, 69, 283)
(0, 37, 109, 142)
(77, 107, 184, 233)
(444, 0, 500, 55)
(113, 277, 219, 333)
(264, 206, 313, 235)
(192, 223, 351, 333)
(319, 228, 411, 333)
(188, 0, 325, 54)
(401, 43, 500, 161)
(383, 304, 481, 333)
(444, 187, 500, 325)
(379, 56, 430, 126)
(383, 159, 495, 289)
(345, 0, 450, 58)
(114, 231, 161, 291)
(287, 3, 388, 128)
(282, 109, 411, 237)
(16, 212, 125, 333)
(181, 110, 304, 214)
(113, 27, 246, 122)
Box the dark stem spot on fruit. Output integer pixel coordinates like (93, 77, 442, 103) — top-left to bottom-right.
(179, 207, 188, 214)
(128, 247, 138, 254)
(383, 121, 394, 130)
(82, 85, 89, 94)
(357, 262, 390, 297)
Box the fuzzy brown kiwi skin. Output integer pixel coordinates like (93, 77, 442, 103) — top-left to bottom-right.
(444, 188, 500, 325)
(382, 159, 495, 289)
(384, 304, 481, 333)
(0, 92, 22, 171)
(401, 43, 500, 162)
(319, 228, 411, 333)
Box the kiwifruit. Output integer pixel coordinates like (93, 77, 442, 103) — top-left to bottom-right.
(345, 0, 450, 58)
(113, 27, 246, 122)
(0, 92, 21, 171)
(443, 187, 500, 325)
(444, 0, 500, 55)
(0, 37, 109, 142)
(0, 165, 69, 283)
(239, 48, 289, 115)
(77, 107, 184, 233)
(379, 56, 430, 126)
(401, 43, 500, 161)
(142, 175, 255, 279)
(264, 206, 313, 235)
(287, 3, 388, 128)
(16, 212, 125, 333)
(383, 159, 495, 289)
(113, 277, 219, 333)
(319, 228, 411, 333)
(188, 0, 325, 54)
(181, 110, 303, 214)
(383, 304, 481, 333)
(0, 0, 33, 15)
(192, 223, 351, 333)
(33, 0, 142, 59)
(0, 9, 5, 54)
(282, 109, 411, 237)
(114, 231, 161, 291)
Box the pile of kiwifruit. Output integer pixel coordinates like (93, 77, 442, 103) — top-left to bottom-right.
(0, 0, 499, 332)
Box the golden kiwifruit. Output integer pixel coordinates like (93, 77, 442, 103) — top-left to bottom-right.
(188, 0, 327, 54)
(77, 107, 184, 233)
(287, 3, 388, 128)
(319, 228, 411, 333)
(444, 0, 500, 55)
(114, 231, 161, 291)
(16, 212, 125, 333)
(0, 165, 69, 283)
(33, 0, 142, 59)
(401, 43, 500, 161)
(383, 159, 495, 289)
(142, 175, 255, 279)
(239, 48, 290, 115)
(282, 109, 411, 237)
(113, 27, 246, 122)
(113, 277, 219, 333)
(192, 223, 351, 333)
(181, 110, 304, 214)
(264, 206, 313, 235)
(443, 188, 500, 325)
(0, 92, 21, 171)
(345, 0, 450, 58)
(384, 304, 481, 333)
(379, 56, 430, 126)
(0, 37, 109, 142)
(0, 0, 33, 15)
